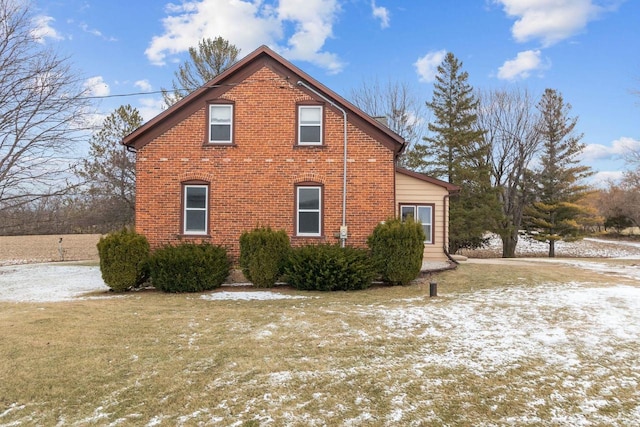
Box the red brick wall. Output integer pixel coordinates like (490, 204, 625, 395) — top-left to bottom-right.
(136, 66, 396, 260)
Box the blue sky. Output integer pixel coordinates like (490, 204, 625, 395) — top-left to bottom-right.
(34, 0, 639, 184)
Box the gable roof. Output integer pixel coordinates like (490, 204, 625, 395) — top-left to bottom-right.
(123, 45, 406, 153)
(396, 167, 460, 193)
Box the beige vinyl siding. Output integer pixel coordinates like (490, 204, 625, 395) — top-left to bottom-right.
(395, 172, 450, 260)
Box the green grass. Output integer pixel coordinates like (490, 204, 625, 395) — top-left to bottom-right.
(1, 262, 639, 425)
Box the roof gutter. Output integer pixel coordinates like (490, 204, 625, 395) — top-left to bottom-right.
(297, 80, 348, 247)
(123, 140, 137, 154)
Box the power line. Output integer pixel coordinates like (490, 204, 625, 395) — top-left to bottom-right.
(79, 90, 168, 100)
(78, 79, 284, 100)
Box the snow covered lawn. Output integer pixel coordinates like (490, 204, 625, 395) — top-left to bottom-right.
(1, 250, 639, 425)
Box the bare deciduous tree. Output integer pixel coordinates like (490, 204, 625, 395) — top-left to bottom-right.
(349, 78, 426, 168)
(0, 0, 91, 217)
(477, 87, 542, 257)
(597, 143, 640, 229)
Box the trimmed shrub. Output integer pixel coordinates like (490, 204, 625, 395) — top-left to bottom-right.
(239, 227, 290, 288)
(285, 244, 376, 291)
(97, 229, 150, 292)
(368, 218, 425, 285)
(149, 243, 230, 293)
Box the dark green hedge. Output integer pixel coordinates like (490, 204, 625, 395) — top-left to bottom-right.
(97, 229, 150, 292)
(368, 218, 425, 285)
(149, 243, 230, 293)
(239, 227, 290, 288)
(285, 244, 376, 291)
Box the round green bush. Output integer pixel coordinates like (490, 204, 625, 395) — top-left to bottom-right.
(368, 218, 425, 285)
(97, 229, 150, 292)
(149, 243, 230, 293)
(239, 227, 290, 288)
(285, 244, 375, 291)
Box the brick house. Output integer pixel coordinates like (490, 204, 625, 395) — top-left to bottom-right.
(123, 45, 458, 261)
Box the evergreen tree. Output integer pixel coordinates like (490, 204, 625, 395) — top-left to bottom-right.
(76, 105, 143, 229)
(162, 37, 240, 107)
(524, 89, 593, 257)
(415, 52, 499, 253)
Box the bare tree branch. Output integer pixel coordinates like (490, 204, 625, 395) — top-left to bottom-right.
(349, 77, 427, 167)
(477, 87, 542, 257)
(0, 0, 92, 215)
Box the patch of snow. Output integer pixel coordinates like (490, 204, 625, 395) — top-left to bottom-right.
(200, 291, 308, 301)
(475, 233, 640, 258)
(145, 415, 165, 427)
(0, 263, 110, 302)
(269, 371, 293, 384)
(0, 404, 25, 418)
(377, 283, 640, 375)
(585, 237, 640, 248)
(524, 258, 640, 281)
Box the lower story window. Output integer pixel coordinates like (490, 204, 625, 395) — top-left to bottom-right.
(184, 184, 208, 234)
(297, 186, 321, 236)
(400, 204, 433, 244)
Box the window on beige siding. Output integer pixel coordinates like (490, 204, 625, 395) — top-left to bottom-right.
(400, 204, 433, 244)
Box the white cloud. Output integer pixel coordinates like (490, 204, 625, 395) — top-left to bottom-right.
(80, 23, 102, 37)
(277, 0, 344, 73)
(494, 0, 616, 46)
(83, 76, 110, 97)
(414, 50, 446, 83)
(371, 1, 390, 29)
(134, 79, 153, 92)
(497, 49, 545, 80)
(136, 97, 165, 124)
(31, 15, 63, 43)
(79, 23, 118, 42)
(145, 0, 344, 73)
(582, 137, 640, 161)
(590, 171, 624, 186)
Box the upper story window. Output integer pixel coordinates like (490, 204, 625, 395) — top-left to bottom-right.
(184, 184, 208, 235)
(400, 204, 433, 244)
(209, 104, 233, 143)
(298, 105, 322, 145)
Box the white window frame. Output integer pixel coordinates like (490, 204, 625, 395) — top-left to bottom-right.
(298, 105, 323, 146)
(184, 185, 208, 235)
(296, 186, 322, 236)
(400, 204, 433, 244)
(208, 104, 233, 143)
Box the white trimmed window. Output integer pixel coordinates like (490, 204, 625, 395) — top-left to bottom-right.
(209, 104, 233, 143)
(184, 185, 208, 234)
(298, 105, 322, 145)
(297, 186, 321, 236)
(400, 204, 433, 244)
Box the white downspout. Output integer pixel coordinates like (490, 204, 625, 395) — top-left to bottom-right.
(297, 81, 348, 247)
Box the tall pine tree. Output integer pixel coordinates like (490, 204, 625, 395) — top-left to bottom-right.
(161, 37, 240, 107)
(524, 89, 593, 257)
(76, 105, 143, 228)
(414, 52, 499, 253)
